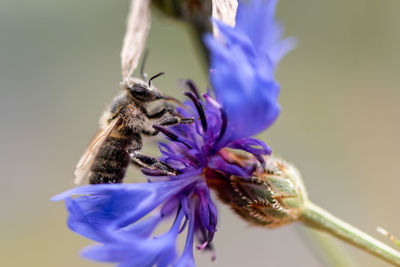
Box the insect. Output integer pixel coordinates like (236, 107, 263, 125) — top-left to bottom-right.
(74, 71, 193, 184)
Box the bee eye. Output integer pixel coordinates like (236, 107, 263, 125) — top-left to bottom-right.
(128, 85, 152, 98)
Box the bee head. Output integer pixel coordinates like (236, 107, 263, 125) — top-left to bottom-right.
(121, 73, 166, 102)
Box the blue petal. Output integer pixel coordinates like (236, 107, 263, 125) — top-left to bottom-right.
(81, 208, 185, 267)
(122, 212, 162, 239)
(236, 0, 296, 66)
(81, 244, 134, 263)
(204, 0, 294, 140)
(65, 197, 113, 243)
(53, 179, 195, 242)
(205, 33, 280, 139)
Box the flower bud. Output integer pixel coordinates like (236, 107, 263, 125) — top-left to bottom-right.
(206, 149, 308, 228)
(152, 0, 212, 28)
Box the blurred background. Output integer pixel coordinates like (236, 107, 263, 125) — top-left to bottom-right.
(1, 0, 399, 266)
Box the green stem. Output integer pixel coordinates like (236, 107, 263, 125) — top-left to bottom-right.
(300, 201, 400, 266)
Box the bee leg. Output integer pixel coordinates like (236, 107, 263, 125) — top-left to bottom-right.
(145, 101, 183, 119)
(158, 116, 194, 126)
(151, 116, 194, 134)
(144, 106, 168, 119)
(164, 102, 181, 116)
(129, 151, 178, 176)
(141, 167, 180, 177)
(141, 116, 194, 136)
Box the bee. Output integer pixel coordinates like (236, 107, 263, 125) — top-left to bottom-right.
(74, 72, 193, 184)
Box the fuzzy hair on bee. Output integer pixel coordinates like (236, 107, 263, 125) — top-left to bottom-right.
(74, 75, 194, 185)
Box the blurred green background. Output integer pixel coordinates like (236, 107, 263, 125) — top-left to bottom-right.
(1, 0, 399, 266)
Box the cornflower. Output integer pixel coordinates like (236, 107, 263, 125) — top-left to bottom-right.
(52, 0, 294, 266)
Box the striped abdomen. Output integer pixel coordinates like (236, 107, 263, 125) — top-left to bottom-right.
(89, 136, 131, 184)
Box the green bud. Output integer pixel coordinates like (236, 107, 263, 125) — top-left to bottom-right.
(206, 149, 308, 228)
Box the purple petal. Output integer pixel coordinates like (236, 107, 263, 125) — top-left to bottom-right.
(195, 183, 218, 241)
(208, 156, 250, 177)
(175, 203, 196, 267)
(228, 137, 272, 156)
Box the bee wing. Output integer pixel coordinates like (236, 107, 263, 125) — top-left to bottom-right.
(74, 116, 121, 184)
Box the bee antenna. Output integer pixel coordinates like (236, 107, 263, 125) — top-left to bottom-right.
(148, 72, 165, 86)
(140, 49, 149, 80)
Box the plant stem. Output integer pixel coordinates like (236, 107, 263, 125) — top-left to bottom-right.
(300, 201, 400, 266)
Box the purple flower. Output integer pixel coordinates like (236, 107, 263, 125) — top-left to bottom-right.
(53, 0, 294, 266)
